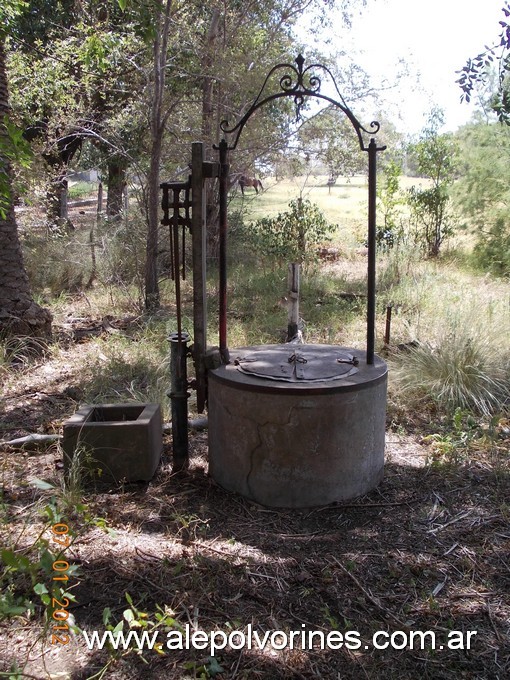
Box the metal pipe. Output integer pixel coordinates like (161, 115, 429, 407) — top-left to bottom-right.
(168, 331, 190, 471)
(384, 305, 392, 346)
(287, 263, 300, 341)
(218, 139, 229, 361)
(191, 142, 208, 412)
(367, 137, 377, 365)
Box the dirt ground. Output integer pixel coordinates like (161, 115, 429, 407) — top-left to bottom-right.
(0, 315, 509, 679)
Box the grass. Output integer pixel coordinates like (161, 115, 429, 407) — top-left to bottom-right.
(2, 175, 510, 679)
(390, 323, 510, 417)
(74, 325, 172, 419)
(232, 175, 368, 248)
(68, 181, 99, 199)
(232, 174, 433, 249)
(13, 174, 510, 423)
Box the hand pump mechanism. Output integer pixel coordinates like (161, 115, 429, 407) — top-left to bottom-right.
(160, 142, 220, 470)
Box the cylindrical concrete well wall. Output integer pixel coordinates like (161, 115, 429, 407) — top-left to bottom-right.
(208, 344, 387, 508)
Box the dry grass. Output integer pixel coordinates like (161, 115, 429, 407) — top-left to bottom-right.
(0, 419, 509, 679)
(0, 182, 508, 678)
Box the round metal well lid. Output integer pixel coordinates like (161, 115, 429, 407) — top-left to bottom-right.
(234, 345, 359, 382)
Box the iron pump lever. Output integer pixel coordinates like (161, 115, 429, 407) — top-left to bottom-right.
(161, 143, 222, 471)
(160, 179, 192, 471)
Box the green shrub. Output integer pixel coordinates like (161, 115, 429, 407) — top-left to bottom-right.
(376, 159, 405, 251)
(250, 198, 337, 267)
(472, 215, 510, 277)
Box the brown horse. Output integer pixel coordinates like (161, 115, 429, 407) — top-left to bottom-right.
(238, 175, 263, 195)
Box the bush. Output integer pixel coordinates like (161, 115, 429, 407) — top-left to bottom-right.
(472, 215, 510, 277)
(23, 233, 87, 295)
(406, 109, 459, 257)
(250, 198, 337, 267)
(376, 160, 405, 251)
(96, 217, 145, 287)
(391, 321, 509, 417)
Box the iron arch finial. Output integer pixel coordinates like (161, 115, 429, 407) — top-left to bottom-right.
(217, 54, 385, 153)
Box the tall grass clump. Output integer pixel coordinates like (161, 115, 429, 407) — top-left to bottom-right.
(390, 317, 510, 417)
(77, 327, 171, 417)
(23, 233, 88, 295)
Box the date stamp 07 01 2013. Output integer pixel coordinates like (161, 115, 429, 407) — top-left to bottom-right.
(49, 523, 74, 645)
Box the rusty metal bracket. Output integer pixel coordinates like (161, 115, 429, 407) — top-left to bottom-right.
(337, 355, 359, 366)
(287, 353, 307, 364)
(203, 161, 220, 178)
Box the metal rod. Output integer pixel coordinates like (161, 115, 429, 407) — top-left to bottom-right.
(172, 191, 182, 339)
(218, 139, 229, 360)
(287, 263, 300, 341)
(367, 137, 377, 365)
(169, 331, 190, 471)
(191, 142, 208, 413)
(384, 305, 392, 346)
(169, 216, 175, 281)
(182, 223, 186, 281)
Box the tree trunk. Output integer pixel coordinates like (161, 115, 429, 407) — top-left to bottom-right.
(202, 10, 221, 259)
(46, 167, 73, 232)
(144, 0, 174, 312)
(106, 158, 127, 220)
(145, 139, 162, 310)
(0, 38, 52, 340)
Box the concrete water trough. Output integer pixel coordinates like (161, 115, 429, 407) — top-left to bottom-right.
(208, 344, 387, 508)
(62, 402, 163, 483)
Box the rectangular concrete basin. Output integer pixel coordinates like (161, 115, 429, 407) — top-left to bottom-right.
(62, 403, 163, 483)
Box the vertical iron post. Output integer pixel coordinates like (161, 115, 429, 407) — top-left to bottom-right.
(191, 142, 208, 412)
(218, 139, 229, 360)
(169, 331, 190, 471)
(367, 137, 377, 365)
(384, 305, 392, 346)
(287, 263, 300, 341)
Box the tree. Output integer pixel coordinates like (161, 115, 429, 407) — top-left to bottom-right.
(456, 3, 510, 276)
(8, 1, 147, 227)
(458, 2, 510, 122)
(376, 159, 405, 250)
(6, 0, 368, 312)
(406, 109, 459, 257)
(144, 0, 179, 311)
(8, 3, 86, 230)
(454, 120, 510, 276)
(0, 7, 52, 340)
(251, 197, 336, 267)
(298, 108, 367, 182)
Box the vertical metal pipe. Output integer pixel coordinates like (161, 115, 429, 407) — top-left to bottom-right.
(169, 331, 190, 471)
(367, 137, 377, 365)
(218, 139, 229, 360)
(287, 263, 300, 341)
(384, 305, 392, 346)
(191, 142, 208, 412)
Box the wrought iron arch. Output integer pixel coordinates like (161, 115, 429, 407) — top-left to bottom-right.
(214, 54, 385, 365)
(217, 53, 383, 152)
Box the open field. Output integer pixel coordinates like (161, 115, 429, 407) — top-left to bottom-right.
(1, 178, 509, 679)
(230, 175, 432, 248)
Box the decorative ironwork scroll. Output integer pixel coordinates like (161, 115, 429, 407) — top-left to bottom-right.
(217, 54, 384, 152)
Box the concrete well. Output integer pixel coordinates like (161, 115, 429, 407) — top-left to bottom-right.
(62, 403, 163, 483)
(208, 345, 387, 508)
